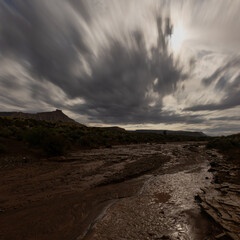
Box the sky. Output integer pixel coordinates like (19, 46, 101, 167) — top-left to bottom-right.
(0, 0, 240, 135)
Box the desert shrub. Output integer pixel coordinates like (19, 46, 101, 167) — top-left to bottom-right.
(23, 127, 68, 156)
(79, 135, 98, 148)
(0, 127, 12, 138)
(230, 138, 240, 147)
(0, 143, 6, 153)
(24, 127, 49, 146)
(207, 137, 240, 151)
(15, 129, 25, 141)
(41, 134, 68, 156)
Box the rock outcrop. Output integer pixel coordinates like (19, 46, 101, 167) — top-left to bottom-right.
(196, 157, 240, 240)
(198, 184, 240, 240)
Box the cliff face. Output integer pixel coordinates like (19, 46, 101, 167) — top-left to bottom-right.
(0, 109, 80, 124)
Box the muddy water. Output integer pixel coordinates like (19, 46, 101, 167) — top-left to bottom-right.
(136, 163, 213, 239)
(83, 144, 218, 240)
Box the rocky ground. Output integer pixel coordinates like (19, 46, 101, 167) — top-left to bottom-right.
(0, 143, 238, 240)
(196, 154, 240, 240)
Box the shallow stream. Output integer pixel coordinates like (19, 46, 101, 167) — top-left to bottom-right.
(83, 144, 219, 240)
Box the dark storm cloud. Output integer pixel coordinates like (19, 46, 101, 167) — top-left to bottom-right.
(0, 0, 90, 97)
(0, 0, 188, 124)
(211, 116, 240, 121)
(69, 17, 188, 124)
(202, 57, 240, 86)
(0, 74, 22, 90)
(72, 101, 204, 125)
(68, 0, 90, 21)
(186, 58, 240, 112)
(185, 73, 240, 111)
(202, 125, 240, 136)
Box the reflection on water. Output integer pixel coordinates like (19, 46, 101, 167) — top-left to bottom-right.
(87, 144, 219, 240)
(139, 162, 213, 239)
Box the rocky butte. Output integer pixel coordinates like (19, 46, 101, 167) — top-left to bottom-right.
(0, 109, 81, 124)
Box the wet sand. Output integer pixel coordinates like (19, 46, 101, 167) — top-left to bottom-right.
(0, 143, 224, 240)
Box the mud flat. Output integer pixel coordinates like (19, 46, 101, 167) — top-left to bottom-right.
(0, 143, 227, 240)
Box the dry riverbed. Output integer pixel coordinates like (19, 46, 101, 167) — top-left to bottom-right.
(0, 143, 236, 240)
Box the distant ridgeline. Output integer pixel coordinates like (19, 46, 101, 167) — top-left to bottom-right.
(0, 109, 81, 125)
(135, 130, 206, 137)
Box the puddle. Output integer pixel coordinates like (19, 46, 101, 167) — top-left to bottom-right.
(153, 192, 171, 203)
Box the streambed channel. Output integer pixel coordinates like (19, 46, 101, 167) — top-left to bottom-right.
(0, 143, 225, 240)
(80, 143, 222, 240)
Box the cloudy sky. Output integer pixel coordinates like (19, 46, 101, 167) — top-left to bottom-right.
(0, 0, 240, 135)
